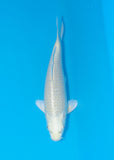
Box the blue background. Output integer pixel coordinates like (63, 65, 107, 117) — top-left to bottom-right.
(0, 0, 114, 159)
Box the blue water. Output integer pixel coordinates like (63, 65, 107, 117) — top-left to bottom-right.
(0, 0, 114, 160)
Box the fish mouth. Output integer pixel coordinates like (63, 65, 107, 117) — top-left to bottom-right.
(50, 134, 62, 141)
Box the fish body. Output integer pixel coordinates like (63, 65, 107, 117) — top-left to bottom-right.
(36, 18, 78, 141)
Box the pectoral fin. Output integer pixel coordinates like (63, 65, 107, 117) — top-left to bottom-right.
(68, 100, 78, 113)
(36, 100, 45, 113)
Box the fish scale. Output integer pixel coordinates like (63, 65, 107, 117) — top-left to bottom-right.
(44, 39, 67, 116)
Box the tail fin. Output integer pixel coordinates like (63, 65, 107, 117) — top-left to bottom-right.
(60, 18, 64, 40)
(56, 17, 59, 39)
(56, 17, 64, 40)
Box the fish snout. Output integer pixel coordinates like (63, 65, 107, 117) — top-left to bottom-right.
(50, 133, 62, 141)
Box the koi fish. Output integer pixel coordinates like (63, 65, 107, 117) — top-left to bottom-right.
(36, 18, 78, 141)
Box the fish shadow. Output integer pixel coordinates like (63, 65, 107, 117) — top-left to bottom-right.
(61, 17, 70, 139)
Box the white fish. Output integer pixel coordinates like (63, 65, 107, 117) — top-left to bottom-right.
(36, 18, 78, 141)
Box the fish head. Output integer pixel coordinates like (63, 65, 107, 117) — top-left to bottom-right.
(47, 113, 65, 141)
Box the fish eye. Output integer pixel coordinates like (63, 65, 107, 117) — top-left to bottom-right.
(49, 130, 53, 134)
(58, 130, 62, 134)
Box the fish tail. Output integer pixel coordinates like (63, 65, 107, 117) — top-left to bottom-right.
(56, 17, 64, 40)
(60, 17, 64, 40)
(56, 17, 59, 39)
